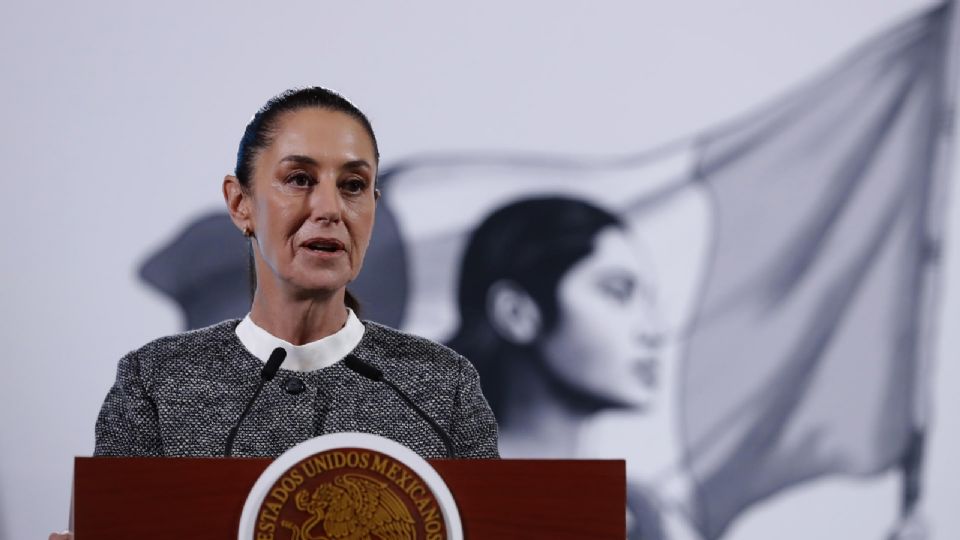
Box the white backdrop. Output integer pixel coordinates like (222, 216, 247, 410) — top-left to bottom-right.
(1, 1, 957, 538)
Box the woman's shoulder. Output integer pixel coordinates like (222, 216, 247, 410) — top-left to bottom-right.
(127, 319, 241, 356)
(356, 320, 467, 369)
(117, 319, 246, 377)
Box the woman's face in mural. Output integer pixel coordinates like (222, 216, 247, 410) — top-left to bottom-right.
(539, 225, 664, 409)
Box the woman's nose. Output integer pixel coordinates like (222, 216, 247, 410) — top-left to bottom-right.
(635, 309, 666, 349)
(309, 179, 342, 223)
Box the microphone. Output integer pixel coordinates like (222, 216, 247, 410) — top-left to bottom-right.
(225, 347, 287, 457)
(343, 355, 456, 458)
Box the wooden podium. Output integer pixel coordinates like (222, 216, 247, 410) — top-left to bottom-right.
(73, 457, 625, 539)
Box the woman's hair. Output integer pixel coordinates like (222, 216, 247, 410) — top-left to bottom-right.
(447, 196, 623, 418)
(235, 87, 379, 313)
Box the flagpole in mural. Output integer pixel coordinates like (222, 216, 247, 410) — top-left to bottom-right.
(901, 0, 959, 530)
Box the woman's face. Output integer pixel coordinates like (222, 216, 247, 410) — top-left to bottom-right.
(245, 108, 378, 296)
(539, 225, 664, 410)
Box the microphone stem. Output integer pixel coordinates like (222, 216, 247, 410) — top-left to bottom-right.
(383, 379, 456, 458)
(225, 380, 266, 457)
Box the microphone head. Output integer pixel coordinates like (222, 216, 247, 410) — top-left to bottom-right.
(261, 347, 287, 381)
(343, 355, 383, 382)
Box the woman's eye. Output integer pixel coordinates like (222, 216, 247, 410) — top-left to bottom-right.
(342, 178, 367, 194)
(598, 276, 635, 303)
(287, 172, 314, 187)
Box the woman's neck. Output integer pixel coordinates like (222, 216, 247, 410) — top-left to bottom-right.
(248, 282, 348, 345)
(497, 360, 591, 458)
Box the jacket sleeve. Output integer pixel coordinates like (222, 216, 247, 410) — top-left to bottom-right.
(450, 355, 500, 458)
(94, 352, 163, 456)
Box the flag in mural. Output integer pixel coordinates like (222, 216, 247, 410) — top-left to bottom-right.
(680, 2, 953, 537)
(141, 3, 956, 538)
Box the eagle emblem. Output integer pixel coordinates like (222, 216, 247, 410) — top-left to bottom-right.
(280, 473, 417, 540)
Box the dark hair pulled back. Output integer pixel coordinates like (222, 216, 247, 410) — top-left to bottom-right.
(447, 196, 623, 418)
(236, 87, 379, 314)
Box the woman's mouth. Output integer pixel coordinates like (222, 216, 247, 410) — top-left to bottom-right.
(301, 238, 346, 254)
(634, 358, 658, 387)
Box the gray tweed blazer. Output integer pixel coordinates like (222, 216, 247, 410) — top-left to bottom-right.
(94, 319, 499, 459)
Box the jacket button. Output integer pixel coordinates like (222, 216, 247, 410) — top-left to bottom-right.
(282, 378, 306, 395)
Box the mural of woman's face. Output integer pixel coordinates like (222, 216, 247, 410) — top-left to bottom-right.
(539, 225, 664, 410)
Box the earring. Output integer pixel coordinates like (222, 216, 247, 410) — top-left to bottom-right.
(243, 227, 252, 237)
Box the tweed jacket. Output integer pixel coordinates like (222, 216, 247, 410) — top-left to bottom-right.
(94, 319, 499, 459)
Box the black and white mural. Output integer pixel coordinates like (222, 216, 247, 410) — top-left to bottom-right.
(6, 1, 960, 539)
(138, 4, 955, 538)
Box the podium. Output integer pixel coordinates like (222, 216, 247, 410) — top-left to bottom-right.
(73, 457, 625, 539)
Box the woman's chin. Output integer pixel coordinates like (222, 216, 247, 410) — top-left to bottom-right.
(285, 279, 351, 299)
(611, 391, 656, 412)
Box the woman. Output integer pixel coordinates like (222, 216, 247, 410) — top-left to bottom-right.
(448, 196, 663, 457)
(447, 196, 675, 539)
(92, 87, 499, 460)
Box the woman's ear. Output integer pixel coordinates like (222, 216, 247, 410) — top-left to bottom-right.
(223, 175, 253, 235)
(487, 280, 542, 345)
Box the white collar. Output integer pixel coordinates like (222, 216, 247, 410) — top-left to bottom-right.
(235, 309, 365, 372)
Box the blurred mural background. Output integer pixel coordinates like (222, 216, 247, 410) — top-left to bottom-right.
(1, 1, 959, 538)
